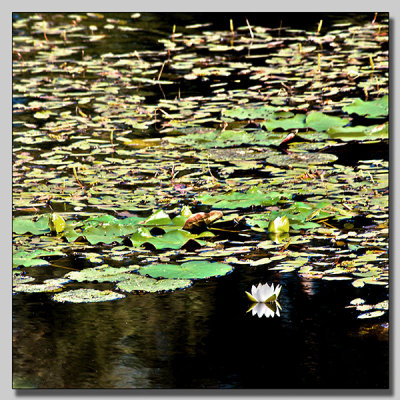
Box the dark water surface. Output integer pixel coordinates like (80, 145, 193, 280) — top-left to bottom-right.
(13, 268, 389, 388)
(12, 12, 389, 389)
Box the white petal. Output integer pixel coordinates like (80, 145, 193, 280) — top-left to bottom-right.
(262, 283, 273, 302)
(263, 304, 274, 318)
(276, 306, 280, 317)
(275, 284, 282, 298)
(256, 284, 264, 301)
(253, 303, 264, 317)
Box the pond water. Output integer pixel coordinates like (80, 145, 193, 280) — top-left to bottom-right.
(12, 12, 389, 389)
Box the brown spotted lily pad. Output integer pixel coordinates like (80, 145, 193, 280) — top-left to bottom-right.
(183, 211, 223, 232)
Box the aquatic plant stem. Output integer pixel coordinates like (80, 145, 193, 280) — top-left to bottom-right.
(43, 21, 48, 42)
(158, 61, 166, 81)
(246, 18, 254, 39)
(72, 167, 85, 189)
(317, 20, 323, 34)
(110, 130, 115, 152)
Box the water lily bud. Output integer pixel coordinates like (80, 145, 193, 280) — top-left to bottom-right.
(49, 212, 66, 234)
(268, 215, 290, 233)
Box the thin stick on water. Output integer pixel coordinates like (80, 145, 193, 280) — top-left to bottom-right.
(110, 129, 115, 151)
(72, 167, 85, 189)
(317, 19, 323, 34)
(369, 55, 375, 70)
(158, 60, 166, 81)
(246, 18, 254, 39)
(43, 21, 48, 42)
(172, 24, 176, 41)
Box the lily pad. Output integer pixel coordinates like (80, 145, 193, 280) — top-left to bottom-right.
(139, 260, 233, 280)
(197, 187, 288, 209)
(13, 215, 50, 235)
(13, 283, 64, 293)
(13, 273, 35, 285)
(52, 289, 125, 303)
(65, 265, 139, 283)
(116, 274, 192, 293)
(222, 105, 278, 120)
(13, 249, 64, 268)
(261, 114, 306, 131)
(129, 228, 213, 249)
(183, 211, 223, 231)
(342, 96, 388, 118)
(327, 123, 388, 141)
(266, 152, 338, 167)
(357, 310, 386, 319)
(306, 112, 349, 132)
(195, 147, 274, 162)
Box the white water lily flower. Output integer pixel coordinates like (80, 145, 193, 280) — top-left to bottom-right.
(245, 282, 282, 303)
(248, 301, 282, 318)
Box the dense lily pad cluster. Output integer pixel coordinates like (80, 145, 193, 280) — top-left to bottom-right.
(13, 13, 388, 316)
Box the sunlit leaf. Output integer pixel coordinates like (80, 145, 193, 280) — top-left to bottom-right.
(306, 112, 349, 132)
(357, 310, 385, 319)
(49, 213, 66, 234)
(139, 260, 233, 280)
(52, 289, 125, 303)
(343, 96, 388, 118)
(116, 274, 192, 293)
(65, 265, 139, 283)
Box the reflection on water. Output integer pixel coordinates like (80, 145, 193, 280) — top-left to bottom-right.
(247, 301, 282, 318)
(300, 277, 317, 298)
(13, 270, 388, 388)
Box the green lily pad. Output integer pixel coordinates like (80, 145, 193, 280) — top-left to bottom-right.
(13, 249, 64, 268)
(130, 228, 213, 250)
(170, 206, 193, 228)
(65, 265, 139, 283)
(143, 209, 172, 226)
(13, 214, 50, 235)
(139, 260, 233, 280)
(195, 147, 274, 162)
(52, 289, 125, 303)
(197, 187, 288, 209)
(81, 224, 127, 245)
(116, 274, 192, 293)
(306, 112, 349, 132)
(327, 123, 388, 141)
(166, 127, 284, 149)
(65, 210, 193, 245)
(266, 152, 338, 167)
(261, 114, 306, 131)
(83, 214, 145, 229)
(343, 96, 388, 118)
(222, 105, 278, 120)
(13, 283, 64, 293)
